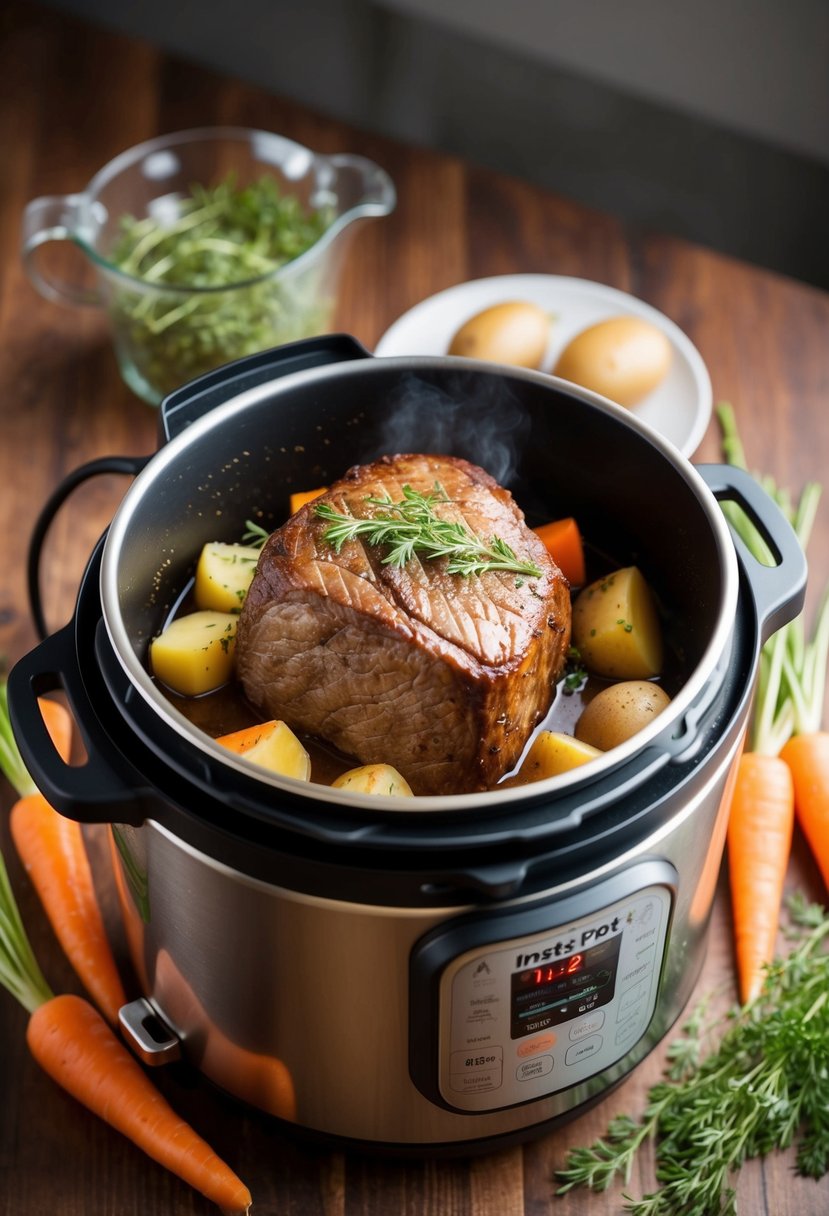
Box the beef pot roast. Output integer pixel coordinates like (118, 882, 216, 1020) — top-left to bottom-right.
(235, 454, 571, 794)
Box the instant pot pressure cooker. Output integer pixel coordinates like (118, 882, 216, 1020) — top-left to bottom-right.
(8, 336, 806, 1152)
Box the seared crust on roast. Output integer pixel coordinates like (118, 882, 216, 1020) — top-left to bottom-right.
(235, 454, 571, 794)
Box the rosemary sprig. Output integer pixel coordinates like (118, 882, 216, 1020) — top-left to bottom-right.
(314, 483, 543, 579)
(555, 893, 829, 1214)
(242, 519, 270, 549)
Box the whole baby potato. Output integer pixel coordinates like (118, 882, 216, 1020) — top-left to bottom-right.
(448, 300, 551, 368)
(552, 315, 672, 407)
(575, 681, 671, 751)
(572, 566, 663, 679)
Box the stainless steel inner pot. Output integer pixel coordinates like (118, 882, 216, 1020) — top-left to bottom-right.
(8, 336, 806, 1149)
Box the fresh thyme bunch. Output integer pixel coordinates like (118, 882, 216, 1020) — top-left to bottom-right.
(555, 893, 829, 1215)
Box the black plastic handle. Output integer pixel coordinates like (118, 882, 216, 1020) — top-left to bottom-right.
(696, 463, 807, 644)
(7, 621, 152, 825)
(27, 454, 149, 640)
(159, 333, 373, 442)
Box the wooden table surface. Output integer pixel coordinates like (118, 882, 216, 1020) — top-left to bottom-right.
(2, 3, 829, 1213)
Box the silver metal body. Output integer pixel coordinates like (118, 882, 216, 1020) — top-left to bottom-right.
(112, 727, 739, 1147)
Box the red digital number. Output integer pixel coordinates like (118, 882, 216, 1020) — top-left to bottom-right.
(527, 953, 586, 987)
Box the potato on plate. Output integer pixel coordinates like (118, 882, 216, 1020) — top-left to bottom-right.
(448, 301, 551, 368)
(553, 315, 671, 407)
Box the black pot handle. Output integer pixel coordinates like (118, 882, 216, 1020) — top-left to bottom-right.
(7, 622, 152, 826)
(696, 463, 807, 645)
(28, 455, 149, 641)
(159, 333, 373, 442)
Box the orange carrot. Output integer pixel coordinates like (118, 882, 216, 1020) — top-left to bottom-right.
(716, 404, 826, 1003)
(1, 684, 127, 1024)
(290, 485, 327, 514)
(27, 994, 252, 1214)
(780, 732, 829, 889)
(726, 751, 795, 1003)
(216, 719, 279, 754)
(0, 845, 252, 1214)
(10, 794, 128, 1025)
(156, 948, 297, 1121)
(533, 517, 586, 586)
(36, 696, 73, 764)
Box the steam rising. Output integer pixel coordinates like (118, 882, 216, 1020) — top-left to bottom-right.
(373, 372, 530, 486)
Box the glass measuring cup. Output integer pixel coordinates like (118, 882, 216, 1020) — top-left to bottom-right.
(22, 127, 396, 405)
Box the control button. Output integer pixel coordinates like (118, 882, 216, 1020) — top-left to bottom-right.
(565, 1035, 603, 1066)
(619, 957, 654, 987)
(615, 1013, 643, 1049)
(449, 1066, 502, 1093)
(569, 1010, 605, 1041)
(517, 1033, 556, 1058)
(618, 980, 648, 1018)
(450, 1047, 503, 1074)
(516, 1055, 554, 1082)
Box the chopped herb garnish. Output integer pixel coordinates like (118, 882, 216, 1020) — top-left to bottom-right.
(108, 174, 334, 399)
(562, 646, 588, 694)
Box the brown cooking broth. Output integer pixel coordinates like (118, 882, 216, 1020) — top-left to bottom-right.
(155, 530, 682, 794)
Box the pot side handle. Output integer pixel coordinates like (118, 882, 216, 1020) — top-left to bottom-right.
(7, 623, 151, 827)
(28, 455, 149, 641)
(696, 463, 807, 646)
(159, 333, 373, 442)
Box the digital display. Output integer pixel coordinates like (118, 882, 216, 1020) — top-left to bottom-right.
(510, 933, 622, 1038)
(516, 954, 586, 987)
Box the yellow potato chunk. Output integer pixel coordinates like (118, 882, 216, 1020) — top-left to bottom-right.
(194, 542, 261, 613)
(150, 611, 237, 696)
(572, 566, 663, 679)
(576, 681, 671, 751)
(232, 721, 311, 781)
(510, 731, 603, 785)
(332, 763, 414, 797)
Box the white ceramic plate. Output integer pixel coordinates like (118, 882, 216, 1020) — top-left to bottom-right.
(374, 274, 712, 458)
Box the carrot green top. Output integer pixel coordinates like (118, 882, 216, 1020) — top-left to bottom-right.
(0, 848, 54, 1014)
(0, 681, 37, 798)
(717, 403, 828, 752)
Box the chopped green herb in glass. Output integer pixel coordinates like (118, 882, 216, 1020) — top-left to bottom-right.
(108, 174, 334, 400)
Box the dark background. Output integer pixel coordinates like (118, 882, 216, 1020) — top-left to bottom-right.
(43, 0, 829, 289)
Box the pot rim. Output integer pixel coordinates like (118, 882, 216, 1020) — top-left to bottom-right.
(100, 355, 740, 813)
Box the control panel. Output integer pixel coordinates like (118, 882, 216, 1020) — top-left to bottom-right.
(409, 864, 674, 1114)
